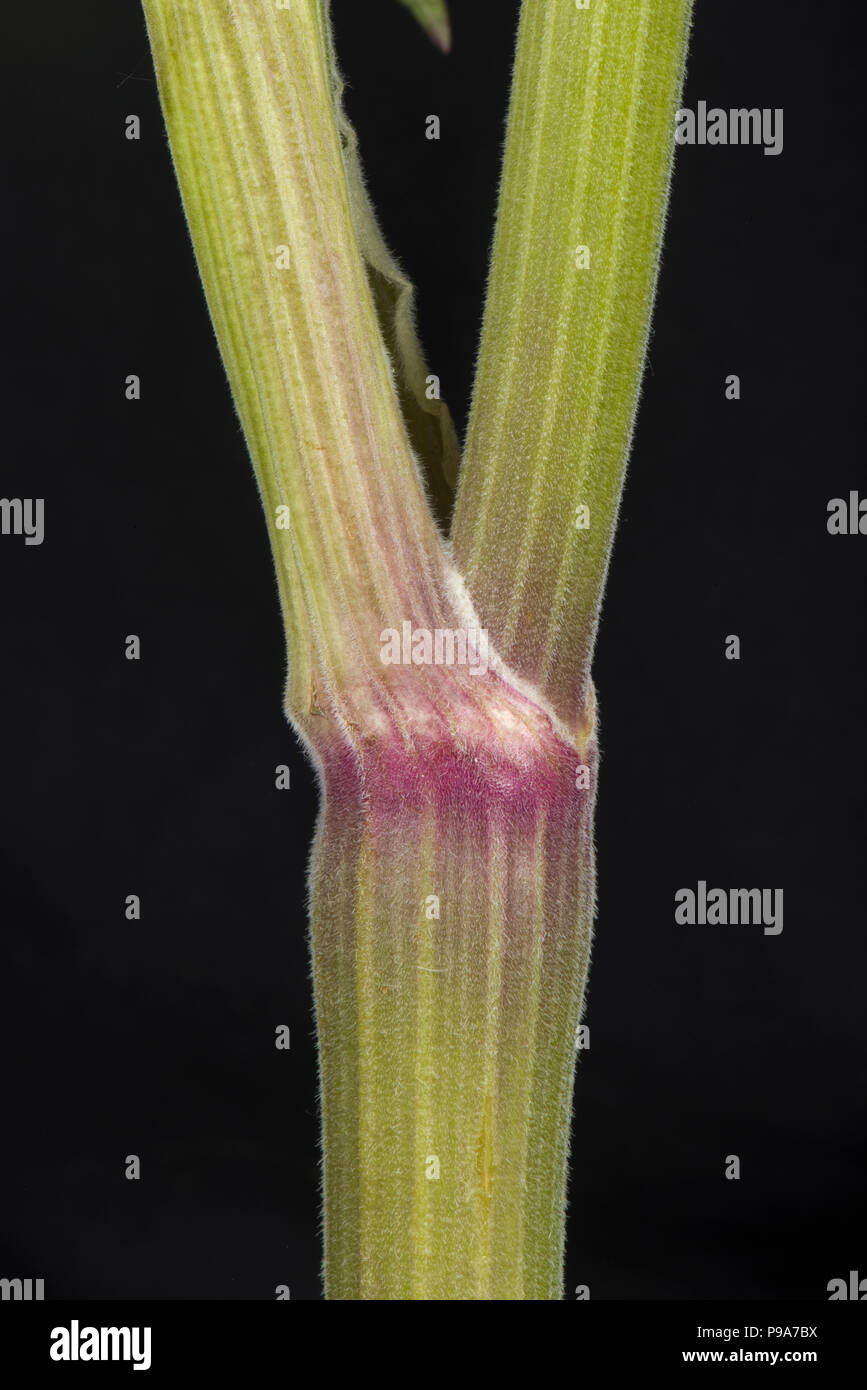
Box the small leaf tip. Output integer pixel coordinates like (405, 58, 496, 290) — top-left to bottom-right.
(397, 1, 452, 54)
(430, 20, 452, 55)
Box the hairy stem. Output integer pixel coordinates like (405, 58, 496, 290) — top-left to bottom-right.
(312, 669, 596, 1298)
(452, 0, 693, 729)
(142, 0, 454, 724)
(143, 0, 690, 1300)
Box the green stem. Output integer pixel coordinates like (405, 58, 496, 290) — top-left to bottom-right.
(141, 0, 454, 725)
(142, 0, 691, 1300)
(452, 0, 693, 730)
(312, 682, 596, 1299)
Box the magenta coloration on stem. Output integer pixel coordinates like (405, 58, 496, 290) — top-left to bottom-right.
(140, 0, 692, 1298)
(306, 675, 593, 823)
(301, 651, 598, 1297)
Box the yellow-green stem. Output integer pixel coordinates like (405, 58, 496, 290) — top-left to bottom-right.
(142, 0, 691, 1300)
(310, 683, 597, 1299)
(452, 0, 693, 730)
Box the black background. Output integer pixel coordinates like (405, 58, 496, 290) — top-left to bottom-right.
(2, 0, 864, 1301)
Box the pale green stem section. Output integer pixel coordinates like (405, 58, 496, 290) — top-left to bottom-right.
(451, 0, 693, 730)
(142, 0, 673, 1302)
(311, 740, 596, 1299)
(141, 0, 454, 724)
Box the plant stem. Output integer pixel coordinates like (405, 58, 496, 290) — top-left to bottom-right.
(452, 0, 693, 730)
(312, 671, 596, 1298)
(142, 0, 690, 1299)
(141, 0, 453, 724)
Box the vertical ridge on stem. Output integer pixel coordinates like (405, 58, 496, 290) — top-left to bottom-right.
(142, 0, 455, 722)
(451, 0, 693, 729)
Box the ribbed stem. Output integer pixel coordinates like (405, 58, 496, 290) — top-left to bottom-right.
(142, 0, 455, 722)
(311, 673, 597, 1299)
(451, 0, 693, 729)
(142, 0, 689, 1301)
